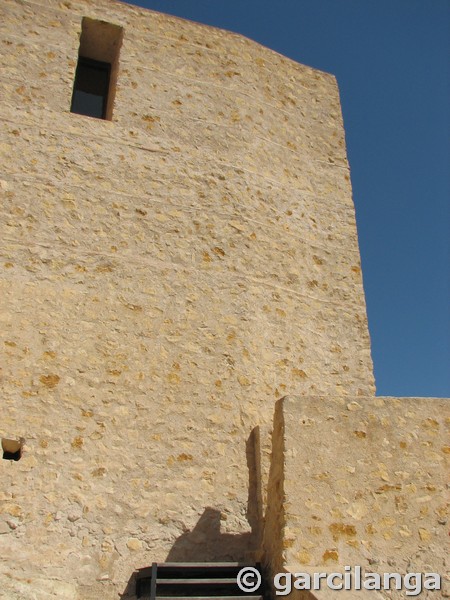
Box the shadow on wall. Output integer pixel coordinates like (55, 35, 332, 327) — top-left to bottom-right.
(167, 428, 263, 561)
(167, 506, 253, 560)
(120, 428, 263, 598)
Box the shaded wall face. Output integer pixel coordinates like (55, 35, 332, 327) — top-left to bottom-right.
(0, 0, 374, 596)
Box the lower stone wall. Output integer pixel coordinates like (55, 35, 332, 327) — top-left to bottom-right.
(267, 396, 449, 599)
(2, 393, 447, 599)
(0, 414, 266, 600)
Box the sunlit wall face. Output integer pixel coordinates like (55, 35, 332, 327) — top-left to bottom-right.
(0, 0, 375, 596)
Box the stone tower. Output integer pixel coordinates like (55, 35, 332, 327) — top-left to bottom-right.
(0, 0, 447, 598)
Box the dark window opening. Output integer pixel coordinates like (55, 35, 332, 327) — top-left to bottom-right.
(71, 57, 111, 119)
(70, 17, 123, 121)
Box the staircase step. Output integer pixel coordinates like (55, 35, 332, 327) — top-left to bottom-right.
(138, 565, 248, 578)
(156, 566, 249, 577)
(156, 563, 248, 568)
(153, 597, 263, 600)
(136, 562, 265, 599)
(156, 578, 238, 585)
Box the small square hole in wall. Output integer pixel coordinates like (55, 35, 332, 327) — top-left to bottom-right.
(2, 438, 24, 461)
(71, 17, 123, 120)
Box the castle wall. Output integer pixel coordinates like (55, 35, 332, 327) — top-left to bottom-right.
(1, 0, 374, 597)
(268, 396, 449, 598)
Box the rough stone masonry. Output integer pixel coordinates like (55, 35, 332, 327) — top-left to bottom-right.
(0, 0, 447, 598)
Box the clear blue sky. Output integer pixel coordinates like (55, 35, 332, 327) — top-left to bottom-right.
(124, 0, 450, 398)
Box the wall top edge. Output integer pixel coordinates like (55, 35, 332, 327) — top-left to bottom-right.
(14, 0, 336, 80)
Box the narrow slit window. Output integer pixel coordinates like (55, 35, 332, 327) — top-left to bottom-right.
(70, 18, 123, 120)
(71, 57, 110, 119)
